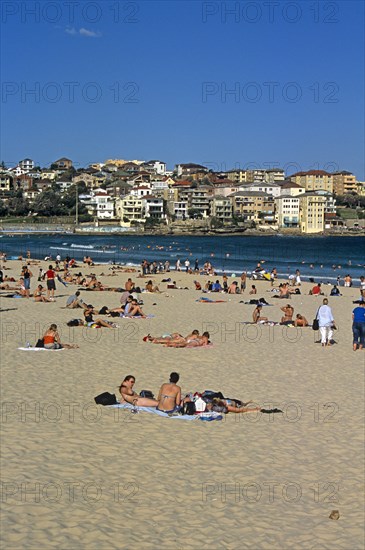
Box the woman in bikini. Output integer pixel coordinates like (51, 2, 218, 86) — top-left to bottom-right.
(119, 375, 159, 407)
(84, 305, 116, 328)
(34, 284, 51, 302)
(156, 372, 182, 413)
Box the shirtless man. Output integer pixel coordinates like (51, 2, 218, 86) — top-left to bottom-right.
(156, 372, 182, 413)
(294, 314, 308, 327)
(125, 278, 135, 292)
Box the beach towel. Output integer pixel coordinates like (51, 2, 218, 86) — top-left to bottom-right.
(121, 314, 155, 319)
(196, 297, 226, 303)
(110, 403, 222, 421)
(18, 347, 65, 351)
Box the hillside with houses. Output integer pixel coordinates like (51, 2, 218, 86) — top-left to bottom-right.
(0, 158, 364, 234)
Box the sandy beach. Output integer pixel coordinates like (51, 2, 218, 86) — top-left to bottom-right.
(1, 259, 364, 549)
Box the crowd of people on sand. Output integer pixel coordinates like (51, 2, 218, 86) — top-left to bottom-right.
(1, 251, 365, 353)
(118, 372, 262, 415)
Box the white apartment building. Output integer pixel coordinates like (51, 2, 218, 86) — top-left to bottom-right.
(275, 195, 300, 227)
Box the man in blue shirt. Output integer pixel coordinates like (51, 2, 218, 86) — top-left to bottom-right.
(352, 301, 365, 351)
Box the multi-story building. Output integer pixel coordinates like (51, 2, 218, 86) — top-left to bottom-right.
(142, 160, 166, 175)
(53, 157, 73, 170)
(290, 170, 333, 193)
(230, 191, 275, 224)
(245, 182, 281, 198)
(190, 187, 214, 217)
(170, 200, 188, 220)
(0, 173, 13, 192)
(19, 158, 35, 172)
(40, 170, 58, 181)
(275, 195, 300, 227)
(80, 190, 115, 219)
(299, 193, 326, 234)
(265, 169, 285, 182)
(115, 194, 146, 222)
(210, 196, 233, 222)
(280, 181, 306, 196)
(144, 196, 166, 220)
(332, 171, 357, 195)
(175, 163, 209, 177)
(226, 169, 251, 183)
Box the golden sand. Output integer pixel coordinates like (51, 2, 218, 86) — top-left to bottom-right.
(1, 260, 364, 549)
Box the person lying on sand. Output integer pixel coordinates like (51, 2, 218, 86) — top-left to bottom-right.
(164, 331, 210, 348)
(84, 305, 117, 328)
(294, 314, 309, 327)
(144, 329, 200, 344)
(119, 375, 159, 407)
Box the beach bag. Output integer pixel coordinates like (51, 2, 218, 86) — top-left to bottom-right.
(94, 392, 118, 406)
(194, 397, 207, 412)
(139, 390, 154, 399)
(312, 307, 320, 331)
(183, 402, 196, 415)
(35, 338, 44, 348)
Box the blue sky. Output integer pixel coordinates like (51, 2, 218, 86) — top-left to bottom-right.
(1, 0, 364, 178)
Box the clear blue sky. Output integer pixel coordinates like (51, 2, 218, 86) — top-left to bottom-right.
(1, 0, 364, 178)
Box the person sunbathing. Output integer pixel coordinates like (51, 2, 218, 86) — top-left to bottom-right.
(156, 372, 183, 413)
(280, 304, 294, 324)
(252, 304, 268, 323)
(84, 305, 117, 328)
(34, 284, 51, 302)
(145, 280, 160, 293)
(145, 329, 200, 344)
(294, 314, 309, 327)
(205, 397, 261, 414)
(119, 375, 158, 407)
(43, 324, 78, 349)
(164, 331, 210, 348)
(123, 299, 146, 318)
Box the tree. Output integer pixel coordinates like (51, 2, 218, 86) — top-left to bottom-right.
(61, 184, 89, 217)
(0, 199, 8, 216)
(32, 189, 66, 216)
(7, 193, 30, 216)
(188, 208, 203, 219)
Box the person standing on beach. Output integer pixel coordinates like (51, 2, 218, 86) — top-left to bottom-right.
(240, 271, 247, 293)
(317, 298, 335, 347)
(176, 258, 181, 271)
(22, 265, 33, 299)
(352, 301, 365, 351)
(184, 258, 190, 272)
(45, 264, 56, 301)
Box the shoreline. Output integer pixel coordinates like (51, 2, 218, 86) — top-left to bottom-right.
(1, 227, 364, 237)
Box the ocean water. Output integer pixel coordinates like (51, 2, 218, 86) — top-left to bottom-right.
(0, 233, 364, 283)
